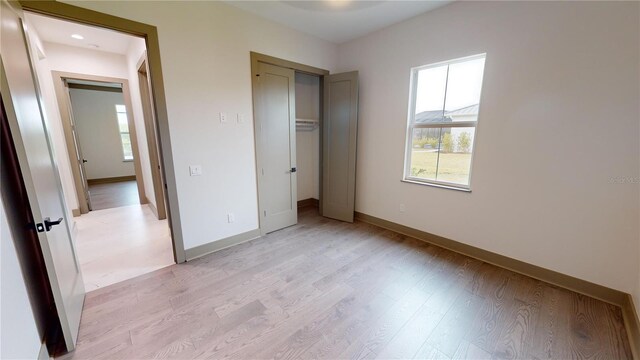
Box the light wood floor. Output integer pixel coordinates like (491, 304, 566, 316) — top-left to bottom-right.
(62, 207, 632, 359)
(74, 204, 174, 292)
(89, 180, 139, 211)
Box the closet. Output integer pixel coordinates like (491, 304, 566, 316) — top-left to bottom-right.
(251, 52, 358, 234)
(294, 73, 320, 207)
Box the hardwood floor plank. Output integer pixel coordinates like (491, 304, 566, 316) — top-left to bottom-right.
(301, 293, 397, 360)
(424, 290, 484, 357)
(451, 341, 492, 360)
(492, 300, 538, 359)
(602, 303, 633, 360)
(61, 209, 632, 359)
(525, 285, 572, 360)
(464, 269, 520, 354)
(566, 294, 616, 359)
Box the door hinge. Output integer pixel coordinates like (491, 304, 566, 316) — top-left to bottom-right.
(263, 210, 266, 217)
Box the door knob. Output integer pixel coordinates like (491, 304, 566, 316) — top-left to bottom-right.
(43, 217, 64, 232)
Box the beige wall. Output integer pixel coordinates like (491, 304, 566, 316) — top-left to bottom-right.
(337, 1, 640, 294)
(62, 0, 338, 249)
(68, 88, 135, 179)
(295, 73, 320, 201)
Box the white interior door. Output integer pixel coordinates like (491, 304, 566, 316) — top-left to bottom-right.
(1, 1, 85, 351)
(322, 71, 359, 222)
(254, 62, 297, 234)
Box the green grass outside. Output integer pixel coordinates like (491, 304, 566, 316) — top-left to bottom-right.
(410, 151, 472, 185)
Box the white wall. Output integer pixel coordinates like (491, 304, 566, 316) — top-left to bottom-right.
(26, 21, 79, 222)
(337, 1, 640, 294)
(0, 202, 44, 360)
(69, 88, 135, 179)
(295, 73, 320, 201)
(63, 1, 338, 250)
(44, 41, 130, 79)
(125, 39, 156, 209)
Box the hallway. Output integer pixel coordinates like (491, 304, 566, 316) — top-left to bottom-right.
(88, 180, 139, 211)
(74, 204, 174, 291)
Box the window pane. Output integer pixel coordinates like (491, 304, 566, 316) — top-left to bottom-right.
(117, 113, 129, 133)
(121, 133, 133, 160)
(414, 65, 448, 124)
(443, 57, 485, 122)
(435, 127, 475, 185)
(115, 104, 127, 113)
(409, 128, 441, 181)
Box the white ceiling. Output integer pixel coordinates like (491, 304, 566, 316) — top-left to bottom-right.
(225, 0, 452, 44)
(24, 12, 138, 55)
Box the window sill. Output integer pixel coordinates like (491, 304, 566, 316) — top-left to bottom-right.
(401, 178, 471, 193)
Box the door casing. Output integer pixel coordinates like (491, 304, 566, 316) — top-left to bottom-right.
(20, 0, 186, 263)
(250, 52, 329, 235)
(136, 54, 167, 220)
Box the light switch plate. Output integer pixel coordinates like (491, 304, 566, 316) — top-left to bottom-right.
(237, 113, 245, 123)
(219, 112, 227, 123)
(189, 165, 202, 176)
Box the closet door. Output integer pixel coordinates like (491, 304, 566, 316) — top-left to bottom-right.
(254, 62, 298, 233)
(322, 71, 358, 222)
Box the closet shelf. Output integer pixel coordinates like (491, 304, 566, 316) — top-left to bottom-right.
(296, 118, 319, 131)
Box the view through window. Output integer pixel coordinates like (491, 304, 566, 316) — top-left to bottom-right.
(115, 104, 133, 161)
(404, 54, 486, 189)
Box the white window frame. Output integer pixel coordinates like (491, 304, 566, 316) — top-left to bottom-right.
(115, 104, 133, 162)
(403, 53, 486, 191)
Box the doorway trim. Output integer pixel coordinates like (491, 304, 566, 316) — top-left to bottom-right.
(249, 52, 328, 235)
(52, 72, 147, 214)
(21, 0, 186, 263)
(136, 53, 167, 220)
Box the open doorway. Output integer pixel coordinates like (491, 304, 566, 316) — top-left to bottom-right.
(54, 76, 145, 213)
(23, 11, 174, 291)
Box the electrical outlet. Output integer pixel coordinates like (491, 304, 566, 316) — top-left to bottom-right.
(227, 213, 235, 223)
(189, 165, 202, 176)
(399, 203, 406, 213)
(219, 112, 227, 123)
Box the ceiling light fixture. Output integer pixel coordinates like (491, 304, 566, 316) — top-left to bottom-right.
(326, 0, 352, 9)
(71, 34, 84, 40)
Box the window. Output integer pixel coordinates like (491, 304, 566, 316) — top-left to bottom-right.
(115, 104, 133, 161)
(404, 54, 486, 190)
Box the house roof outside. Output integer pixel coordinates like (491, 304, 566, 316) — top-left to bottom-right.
(446, 104, 479, 117)
(415, 110, 451, 124)
(415, 104, 479, 124)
